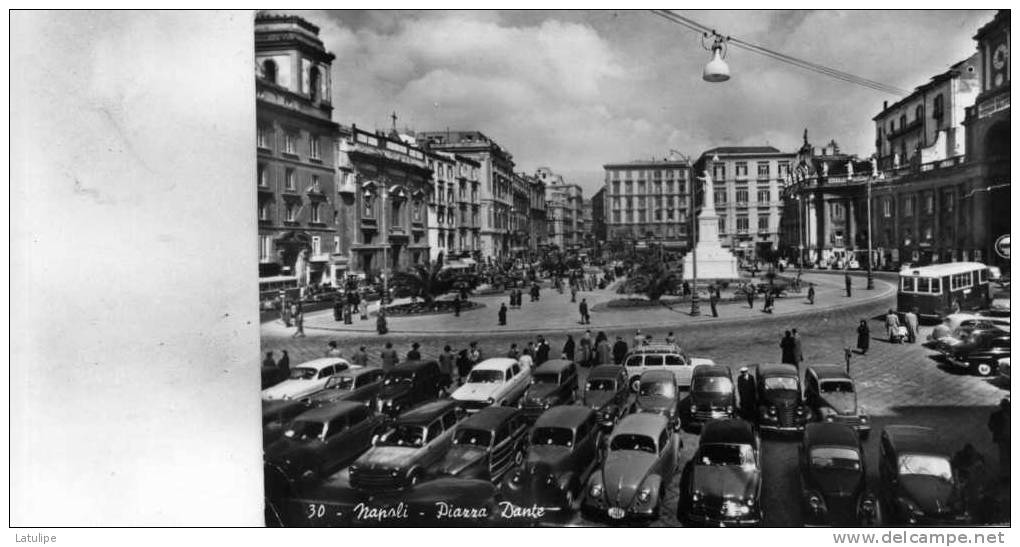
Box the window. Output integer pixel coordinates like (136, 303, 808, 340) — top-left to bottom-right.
(933, 94, 945, 119)
(285, 203, 297, 222)
(832, 202, 844, 220)
(713, 164, 726, 181)
(612, 181, 620, 195)
(258, 164, 268, 187)
(625, 181, 633, 194)
(951, 272, 973, 290)
(309, 67, 320, 102)
(778, 162, 790, 177)
(284, 132, 297, 155)
(259, 235, 273, 261)
(758, 216, 769, 231)
(718, 217, 727, 234)
(736, 188, 748, 204)
(924, 193, 934, 214)
(310, 175, 320, 193)
(413, 201, 422, 222)
(665, 180, 674, 194)
(900, 277, 916, 292)
(903, 196, 914, 217)
(285, 169, 296, 191)
(757, 189, 770, 203)
(916, 278, 930, 293)
(881, 197, 891, 218)
(944, 191, 954, 212)
(757, 162, 770, 178)
(613, 211, 621, 223)
(309, 137, 321, 160)
(262, 59, 277, 83)
(257, 126, 271, 149)
(259, 202, 270, 221)
(363, 196, 374, 218)
(714, 189, 727, 205)
(310, 203, 321, 223)
(311, 236, 321, 255)
(899, 114, 907, 128)
(333, 236, 340, 253)
(735, 162, 748, 178)
(978, 269, 988, 283)
(737, 217, 749, 233)
(914, 104, 924, 122)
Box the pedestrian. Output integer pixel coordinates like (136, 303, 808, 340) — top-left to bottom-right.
(380, 342, 398, 372)
(407, 342, 422, 361)
(807, 283, 815, 305)
(359, 298, 369, 320)
(856, 320, 870, 354)
(523, 341, 535, 357)
(747, 285, 756, 309)
(633, 330, 644, 349)
(780, 330, 796, 365)
(507, 343, 520, 359)
(292, 304, 305, 338)
(951, 298, 961, 315)
(665, 331, 677, 345)
(579, 298, 590, 325)
(904, 307, 919, 344)
(498, 302, 508, 326)
(281, 298, 292, 327)
(535, 336, 550, 364)
(988, 398, 1010, 478)
(792, 328, 804, 367)
(570, 285, 577, 303)
(376, 308, 388, 335)
(845, 272, 852, 297)
(737, 366, 756, 420)
(326, 341, 342, 358)
(453, 295, 462, 317)
(596, 334, 612, 365)
(709, 287, 719, 317)
(612, 336, 628, 365)
(468, 341, 482, 365)
(333, 296, 343, 322)
(438, 345, 456, 384)
(579, 330, 593, 367)
(350, 346, 369, 368)
(952, 443, 986, 485)
(563, 335, 576, 362)
(262, 351, 276, 369)
(682, 281, 691, 297)
(519, 349, 534, 369)
(456, 349, 472, 385)
(885, 309, 901, 342)
(763, 290, 773, 313)
(278, 350, 290, 376)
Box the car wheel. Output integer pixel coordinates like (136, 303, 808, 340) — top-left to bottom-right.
(630, 377, 641, 392)
(975, 362, 993, 377)
(563, 488, 575, 511)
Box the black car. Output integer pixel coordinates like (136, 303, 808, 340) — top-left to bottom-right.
(263, 399, 311, 446)
(804, 365, 871, 437)
(631, 370, 681, 431)
(683, 364, 736, 430)
(583, 365, 632, 432)
(755, 364, 811, 434)
(519, 359, 579, 419)
(878, 425, 970, 525)
(431, 406, 530, 482)
(375, 360, 453, 417)
(501, 406, 601, 512)
(943, 331, 1010, 377)
(302, 367, 386, 408)
(677, 418, 762, 526)
(799, 422, 880, 526)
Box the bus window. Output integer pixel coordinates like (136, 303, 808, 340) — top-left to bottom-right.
(901, 277, 916, 292)
(951, 273, 972, 290)
(979, 269, 988, 283)
(930, 278, 941, 294)
(916, 278, 930, 293)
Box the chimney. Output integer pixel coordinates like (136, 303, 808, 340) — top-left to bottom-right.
(883, 100, 888, 110)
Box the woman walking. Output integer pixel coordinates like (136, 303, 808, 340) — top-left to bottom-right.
(856, 320, 870, 354)
(562, 335, 576, 362)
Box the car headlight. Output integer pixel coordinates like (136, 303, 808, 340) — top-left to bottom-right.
(769, 406, 777, 416)
(590, 483, 604, 498)
(726, 405, 734, 414)
(511, 471, 522, 484)
(825, 415, 835, 422)
(859, 415, 869, 423)
(807, 492, 826, 513)
(487, 397, 495, 404)
(796, 406, 805, 416)
(690, 404, 697, 413)
(691, 491, 702, 502)
(637, 488, 652, 503)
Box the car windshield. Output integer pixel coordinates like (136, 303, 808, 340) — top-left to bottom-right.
(587, 379, 617, 392)
(326, 377, 355, 391)
(898, 454, 953, 481)
(532, 373, 560, 384)
(468, 370, 504, 383)
(285, 420, 324, 441)
(289, 367, 317, 380)
(693, 376, 733, 393)
(625, 356, 643, 367)
(764, 376, 799, 391)
(610, 433, 657, 454)
(698, 443, 755, 466)
(810, 446, 861, 470)
(640, 381, 675, 398)
(531, 426, 574, 447)
(452, 428, 492, 447)
(820, 380, 854, 394)
(375, 424, 427, 448)
(384, 371, 414, 385)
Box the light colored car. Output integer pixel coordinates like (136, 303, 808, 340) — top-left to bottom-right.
(261, 357, 356, 401)
(451, 357, 532, 412)
(623, 343, 715, 391)
(928, 313, 1011, 344)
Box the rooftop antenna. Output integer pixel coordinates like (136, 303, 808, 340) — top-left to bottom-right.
(390, 111, 398, 134)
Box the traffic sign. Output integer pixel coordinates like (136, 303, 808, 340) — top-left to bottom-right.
(995, 234, 1010, 259)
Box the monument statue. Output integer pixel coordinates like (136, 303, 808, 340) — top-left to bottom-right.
(701, 170, 715, 211)
(683, 167, 739, 281)
(822, 162, 829, 176)
(846, 161, 854, 178)
(870, 156, 878, 177)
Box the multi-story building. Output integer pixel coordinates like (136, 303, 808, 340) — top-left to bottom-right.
(602, 158, 693, 253)
(425, 151, 481, 261)
(541, 173, 584, 250)
(528, 175, 548, 253)
(255, 13, 343, 285)
(417, 131, 516, 259)
(510, 172, 532, 255)
(693, 147, 794, 261)
(335, 126, 433, 277)
(590, 187, 607, 248)
(580, 199, 594, 251)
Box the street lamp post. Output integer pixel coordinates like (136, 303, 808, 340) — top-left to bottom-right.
(866, 171, 874, 290)
(797, 192, 805, 269)
(690, 174, 700, 316)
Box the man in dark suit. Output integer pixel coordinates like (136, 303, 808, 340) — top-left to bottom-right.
(612, 336, 628, 365)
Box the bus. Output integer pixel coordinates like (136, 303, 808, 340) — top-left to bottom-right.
(259, 275, 300, 310)
(897, 262, 992, 321)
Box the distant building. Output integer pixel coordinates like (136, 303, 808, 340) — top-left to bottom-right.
(425, 151, 481, 261)
(590, 187, 607, 247)
(539, 167, 583, 250)
(602, 158, 692, 252)
(528, 175, 548, 252)
(693, 147, 793, 261)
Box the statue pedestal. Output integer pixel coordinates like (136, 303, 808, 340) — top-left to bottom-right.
(682, 210, 740, 281)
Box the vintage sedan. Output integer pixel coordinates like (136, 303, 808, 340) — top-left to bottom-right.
(755, 364, 812, 434)
(682, 364, 736, 430)
(799, 422, 880, 526)
(263, 398, 312, 446)
(623, 342, 715, 390)
(303, 367, 386, 408)
(451, 358, 532, 413)
(262, 358, 356, 401)
(677, 419, 763, 527)
(582, 413, 680, 520)
(349, 399, 465, 491)
(431, 406, 530, 482)
(518, 359, 579, 419)
(500, 406, 601, 511)
(630, 369, 681, 431)
(264, 401, 385, 486)
(375, 360, 453, 417)
(804, 365, 871, 437)
(943, 331, 1010, 377)
(928, 314, 1010, 346)
(582, 365, 632, 432)
(878, 425, 970, 525)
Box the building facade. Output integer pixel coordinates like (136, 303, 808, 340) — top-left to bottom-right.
(542, 176, 584, 250)
(527, 175, 548, 253)
(425, 151, 481, 262)
(692, 148, 793, 260)
(255, 14, 343, 285)
(602, 158, 693, 252)
(417, 131, 516, 259)
(590, 187, 607, 249)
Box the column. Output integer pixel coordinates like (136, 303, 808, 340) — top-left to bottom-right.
(847, 197, 856, 250)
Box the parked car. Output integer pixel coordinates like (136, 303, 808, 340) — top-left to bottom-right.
(582, 413, 680, 520)
(928, 314, 1010, 346)
(677, 418, 763, 527)
(682, 364, 736, 430)
(518, 359, 579, 419)
(754, 364, 811, 433)
(999, 357, 1011, 381)
(804, 365, 871, 437)
(302, 367, 386, 408)
(942, 331, 1010, 377)
(262, 365, 287, 390)
(375, 360, 452, 417)
(500, 406, 601, 511)
(630, 369, 680, 431)
(431, 406, 529, 482)
(878, 425, 970, 525)
(934, 323, 1009, 357)
(349, 399, 465, 491)
(264, 401, 385, 485)
(263, 399, 312, 446)
(622, 342, 715, 390)
(451, 357, 532, 413)
(400, 478, 499, 526)
(582, 365, 632, 432)
(262, 358, 355, 401)
(799, 422, 880, 526)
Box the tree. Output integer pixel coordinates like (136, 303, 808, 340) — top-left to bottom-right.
(389, 252, 473, 305)
(617, 262, 679, 302)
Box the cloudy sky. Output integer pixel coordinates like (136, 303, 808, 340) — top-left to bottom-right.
(295, 9, 994, 196)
